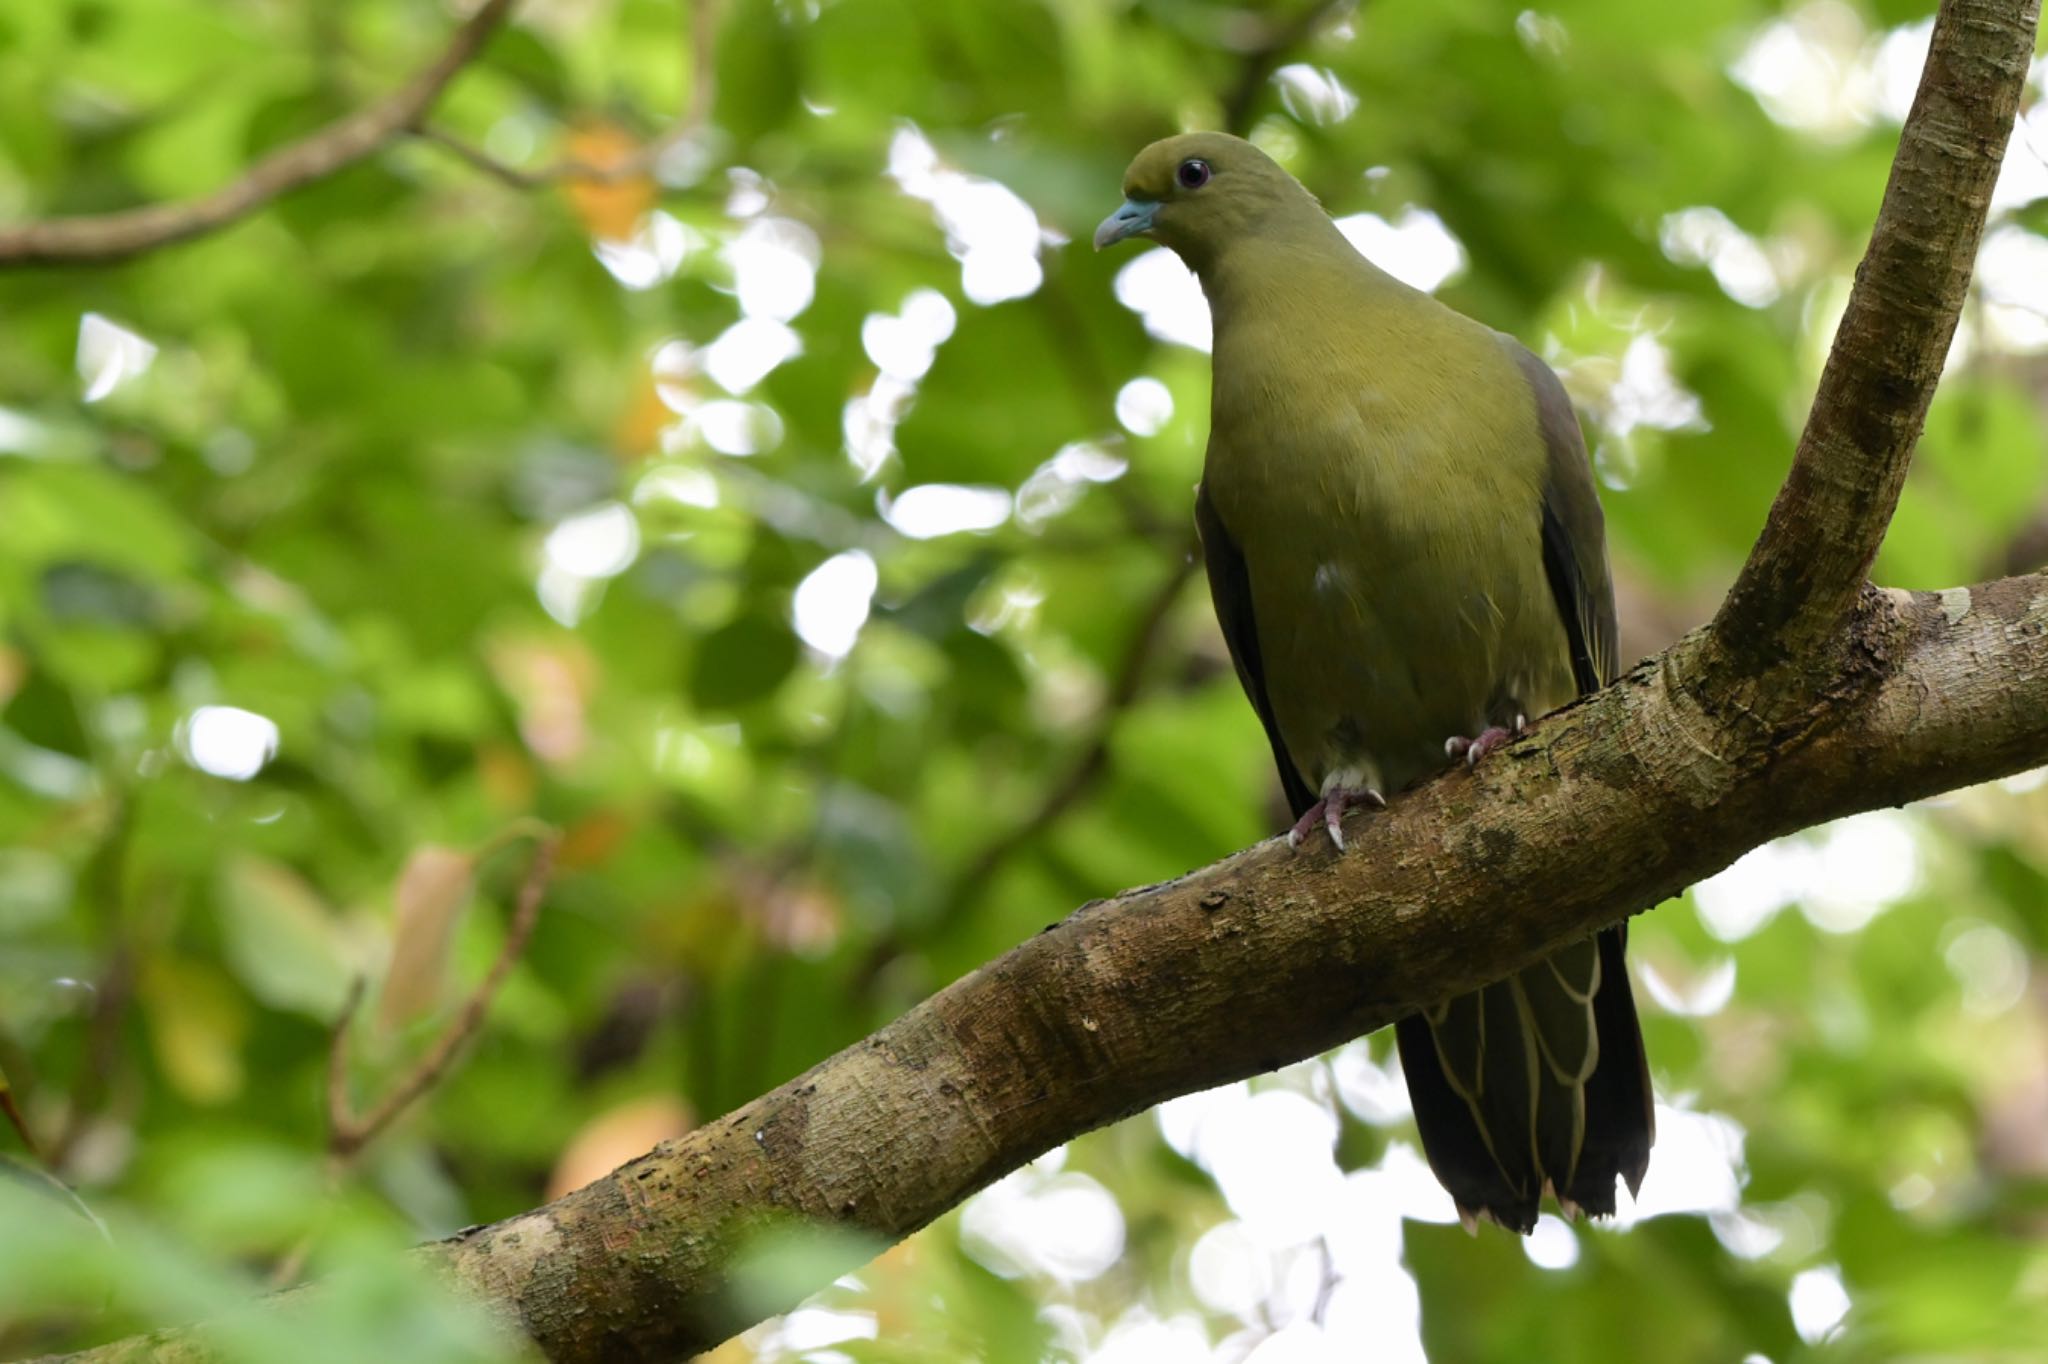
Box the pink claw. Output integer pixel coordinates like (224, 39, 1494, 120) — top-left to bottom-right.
(1445, 714, 1527, 767)
(1287, 785, 1386, 852)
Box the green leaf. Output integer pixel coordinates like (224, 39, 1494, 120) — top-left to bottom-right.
(714, 0, 800, 146)
(896, 299, 1105, 486)
(216, 854, 358, 1017)
(689, 610, 801, 710)
(478, 25, 569, 109)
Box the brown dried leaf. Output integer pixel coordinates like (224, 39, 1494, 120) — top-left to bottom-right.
(0, 647, 24, 711)
(376, 844, 476, 1033)
(559, 808, 633, 870)
(546, 1095, 692, 1200)
(614, 372, 672, 460)
(486, 635, 596, 767)
(563, 120, 655, 242)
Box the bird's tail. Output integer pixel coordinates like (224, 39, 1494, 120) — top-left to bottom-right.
(1395, 926, 1652, 1232)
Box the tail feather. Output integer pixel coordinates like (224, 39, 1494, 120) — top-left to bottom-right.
(1396, 926, 1652, 1231)
(1564, 927, 1654, 1213)
(1397, 1012, 1539, 1232)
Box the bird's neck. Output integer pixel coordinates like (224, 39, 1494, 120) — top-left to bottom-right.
(1194, 219, 1416, 328)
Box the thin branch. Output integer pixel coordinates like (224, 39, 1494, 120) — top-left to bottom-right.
(679, 0, 721, 133)
(45, 791, 141, 1175)
(2003, 499, 2048, 576)
(1221, 0, 1357, 136)
(1706, 0, 2038, 679)
(939, 546, 1199, 909)
(415, 110, 684, 190)
(416, 0, 720, 189)
(0, 0, 518, 267)
(328, 834, 558, 1160)
(46, 948, 134, 1174)
(856, 546, 1199, 993)
(411, 126, 568, 190)
(323, 978, 368, 1155)
(1309, 1237, 1340, 1327)
(0, 1074, 39, 1160)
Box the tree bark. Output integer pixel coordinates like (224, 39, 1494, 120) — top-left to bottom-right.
(30, 0, 2045, 1359)
(1706, 0, 2034, 680)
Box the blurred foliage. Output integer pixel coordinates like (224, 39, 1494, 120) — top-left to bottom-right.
(2, 0, 2047, 1361)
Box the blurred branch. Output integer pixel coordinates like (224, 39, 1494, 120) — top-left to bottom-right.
(48, 793, 140, 1175)
(856, 545, 1199, 994)
(0, 0, 517, 268)
(1221, 0, 1357, 136)
(45, 947, 133, 1175)
(0, 1064, 39, 1160)
(416, 0, 720, 189)
(934, 547, 1199, 912)
(327, 833, 557, 1162)
(1031, 281, 1183, 544)
(1999, 496, 2048, 576)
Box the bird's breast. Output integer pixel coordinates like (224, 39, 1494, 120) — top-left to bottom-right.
(1204, 369, 1568, 792)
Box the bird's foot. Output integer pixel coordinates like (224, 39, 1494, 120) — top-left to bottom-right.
(1286, 785, 1385, 852)
(1444, 714, 1527, 767)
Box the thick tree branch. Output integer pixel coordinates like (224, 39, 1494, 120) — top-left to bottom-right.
(1707, 0, 2038, 679)
(0, 0, 517, 267)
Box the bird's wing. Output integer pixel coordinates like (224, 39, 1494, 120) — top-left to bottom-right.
(1517, 340, 1650, 1208)
(1195, 481, 1318, 818)
(1397, 342, 1650, 1232)
(1510, 342, 1619, 693)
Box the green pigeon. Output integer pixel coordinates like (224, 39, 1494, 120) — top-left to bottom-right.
(1097, 132, 1653, 1232)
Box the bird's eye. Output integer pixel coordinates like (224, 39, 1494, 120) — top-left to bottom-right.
(1176, 158, 1212, 190)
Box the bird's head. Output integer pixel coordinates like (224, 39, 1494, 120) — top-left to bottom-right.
(1093, 132, 1319, 270)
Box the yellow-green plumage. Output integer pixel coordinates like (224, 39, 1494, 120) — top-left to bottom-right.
(1099, 132, 1651, 1232)
(1203, 243, 1570, 791)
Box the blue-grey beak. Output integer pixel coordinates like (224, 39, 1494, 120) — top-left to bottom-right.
(1093, 199, 1160, 251)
